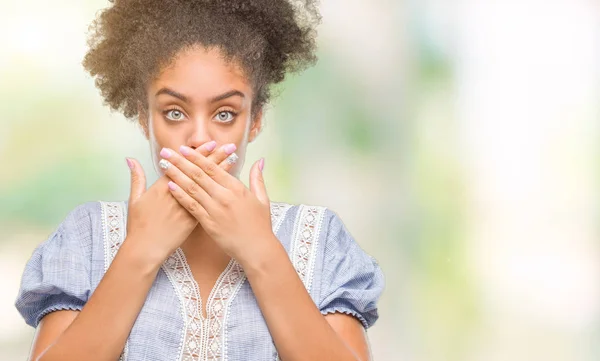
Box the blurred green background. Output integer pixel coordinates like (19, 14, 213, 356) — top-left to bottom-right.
(1, 0, 599, 360)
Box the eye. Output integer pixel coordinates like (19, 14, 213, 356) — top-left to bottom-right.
(215, 111, 236, 123)
(165, 109, 186, 122)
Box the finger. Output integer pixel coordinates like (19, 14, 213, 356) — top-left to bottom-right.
(167, 181, 210, 223)
(192, 141, 237, 172)
(158, 158, 215, 211)
(249, 158, 269, 205)
(126, 158, 146, 203)
(180, 144, 238, 188)
(160, 147, 223, 198)
(205, 143, 239, 171)
(219, 152, 239, 173)
(195, 140, 218, 157)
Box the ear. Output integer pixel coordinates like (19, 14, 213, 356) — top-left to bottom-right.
(248, 108, 264, 143)
(138, 103, 150, 140)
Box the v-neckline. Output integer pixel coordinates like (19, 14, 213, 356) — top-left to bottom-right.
(175, 247, 234, 320)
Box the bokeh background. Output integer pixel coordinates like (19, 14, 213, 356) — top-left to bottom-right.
(1, 0, 599, 360)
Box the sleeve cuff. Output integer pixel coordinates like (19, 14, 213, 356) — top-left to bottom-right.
(320, 306, 373, 329)
(31, 303, 84, 328)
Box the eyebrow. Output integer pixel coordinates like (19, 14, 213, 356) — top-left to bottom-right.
(155, 88, 245, 104)
(209, 90, 245, 103)
(155, 88, 190, 103)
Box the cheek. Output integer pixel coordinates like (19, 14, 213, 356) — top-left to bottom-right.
(148, 115, 179, 176)
(149, 115, 185, 149)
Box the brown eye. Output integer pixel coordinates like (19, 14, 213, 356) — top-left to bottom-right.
(165, 109, 185, 121)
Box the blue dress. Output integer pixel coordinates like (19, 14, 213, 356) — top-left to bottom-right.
(15, 201, 384, 361)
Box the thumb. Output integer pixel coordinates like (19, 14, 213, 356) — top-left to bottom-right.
(249, 158, 269, 205)
(126, 157, 146, 203)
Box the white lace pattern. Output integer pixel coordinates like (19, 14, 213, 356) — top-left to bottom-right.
(162, 202, 292, 361)
(100, 201, 129, 361)
(289, 205, 326, 293)
(100, 201, 308, 361)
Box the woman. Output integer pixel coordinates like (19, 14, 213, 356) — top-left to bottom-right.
(15, 0, 384, 360)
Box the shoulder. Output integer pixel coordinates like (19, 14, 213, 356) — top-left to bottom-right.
(38, 200, 126, 263)
(269, 200, 336, 226)
(56, 201, 102, 232)
(269, 201, 347, 244)
(53, 200, 124, 240)
(14, 200, 119, 327)
(269, 201, 356, 282)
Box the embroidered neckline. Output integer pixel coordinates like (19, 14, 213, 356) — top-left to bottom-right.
(100, 201, 323, 361)
(163, 202, 293, 361)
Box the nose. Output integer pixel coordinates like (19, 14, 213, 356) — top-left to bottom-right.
(186, 119, 212, 150)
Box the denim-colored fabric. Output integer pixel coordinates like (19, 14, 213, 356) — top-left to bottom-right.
(15, 200, 384, 361)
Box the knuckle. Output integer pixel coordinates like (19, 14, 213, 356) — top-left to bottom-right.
(188, 201, 201, 214)
(204, 162, 218, 176)
(185, 182, 201, 196)
(190, 170, 205, 184)
(220, 193, 234, 208)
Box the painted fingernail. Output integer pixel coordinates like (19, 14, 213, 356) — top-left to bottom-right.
(223, 143, 237, 155)
(259, 158, 265, 172)
(159, 159, 172, 170)
(179, 145, 192, 156)
(204, 141, 217, 152)
(168, 181, 178, 191)
(126, 158, 134, 170)
(160, 148, 172, 158)
(225, 153, 239, 165)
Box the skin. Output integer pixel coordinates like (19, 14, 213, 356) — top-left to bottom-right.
(28, 46, 371, 361)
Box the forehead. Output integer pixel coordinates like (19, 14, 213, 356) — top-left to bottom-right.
(150, 46, 252, 99)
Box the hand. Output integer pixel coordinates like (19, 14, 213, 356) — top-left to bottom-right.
(158, 144, 274, 264)
(123, 141, 238, 266)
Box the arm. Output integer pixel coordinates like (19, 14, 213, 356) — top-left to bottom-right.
(22, 143, 233, 361)
(242, 239, 370, 361)
(160, 149, 381, 360)
(30, 241, 160, 361)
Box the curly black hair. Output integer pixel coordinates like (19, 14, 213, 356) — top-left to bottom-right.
(82, 0, 320, 121)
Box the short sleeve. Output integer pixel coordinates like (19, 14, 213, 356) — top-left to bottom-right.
(15, 205, 93, 328)
(318, 209, 384, 329)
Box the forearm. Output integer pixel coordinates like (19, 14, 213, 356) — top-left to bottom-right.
(242, 238, 359, 361)
(38, 237, 160, 361)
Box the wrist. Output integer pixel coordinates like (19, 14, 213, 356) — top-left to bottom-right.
(239, 235, 289, 278)
(117, 235, 166, 275)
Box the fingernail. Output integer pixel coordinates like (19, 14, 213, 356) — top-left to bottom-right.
(204, 141, 217, 152)
(159, 159, 172, 170)
(168, 181, 178, 191)
(160, 148, 172, 158)
(226, 153, 239, 165)
(179, 145, 192, 156)
(126, 158, 134, 170)
(223, 143, 237, 155)
(259, 158, 265, 172)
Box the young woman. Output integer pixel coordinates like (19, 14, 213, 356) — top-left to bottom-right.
(15, 1, 384, 360)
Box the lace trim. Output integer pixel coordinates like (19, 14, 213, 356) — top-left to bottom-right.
(99, 201, 129, 361)
(162, 249, 205, 360)
(274, 205, 326, 361)
(205, 260, 246, 360)
(100, 201, 126, 273)
(164, 202, 291, 361)
(289, 205, 326, 292)
(270, 202, 293, 236)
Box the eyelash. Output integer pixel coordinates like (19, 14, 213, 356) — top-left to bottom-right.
(162, 108, 238, 124)
(162, 107, 186, 122)
(215, 109, 238, 123)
